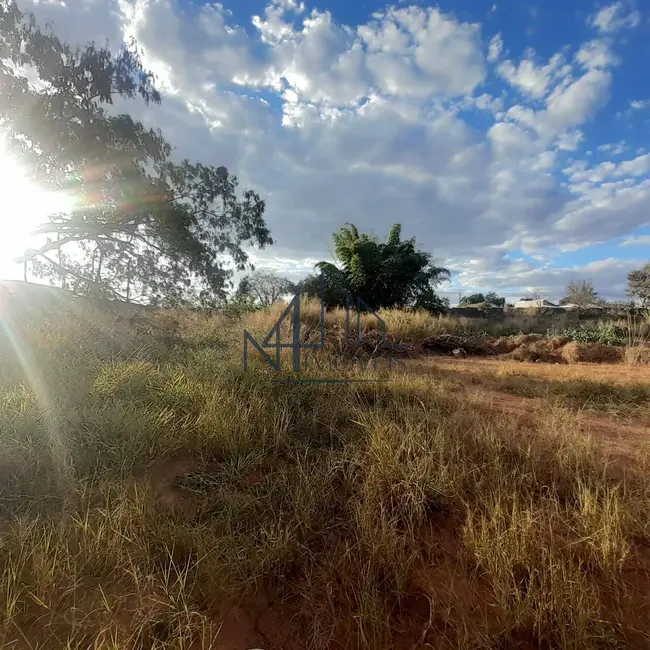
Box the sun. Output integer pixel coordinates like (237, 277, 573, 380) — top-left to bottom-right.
(0, 140, 74, 279)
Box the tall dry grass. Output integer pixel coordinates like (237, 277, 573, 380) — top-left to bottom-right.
(245, 298, 650, 347)
(0, 293, 649, 648)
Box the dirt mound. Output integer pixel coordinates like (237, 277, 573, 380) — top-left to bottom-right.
(511, 333, 545, 346)
(336, 327, 629, 365)
(561, 341, 623, 363)
(420, 334, 493, 356)
(507, 343, 563, 363)
(547, 336, 572, 351)
(489, 337, 519, 355)
(417, 335, 629, 365)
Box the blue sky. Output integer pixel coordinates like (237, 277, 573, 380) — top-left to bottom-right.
(14, 0, 650, 301)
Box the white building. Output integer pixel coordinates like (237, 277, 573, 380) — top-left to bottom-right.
(514, 298, 559, 309)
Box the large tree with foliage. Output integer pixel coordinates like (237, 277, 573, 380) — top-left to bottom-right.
(0, 1, 271, 304)
(298, 223, 450, 312)
(628, 263, 650, 306)
(560, 279, 600, 307)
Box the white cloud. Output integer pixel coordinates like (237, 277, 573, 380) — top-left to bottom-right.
(576, 39, 620, 70)
(487, 33, 502, 62)
(568, 160, 617, 183)
(252, 0, 306, 44)
(567, 152, 650, 184)
(8, 0, 649, 300)
(589, 2, 641, 33)
(614, 153, 650, 176)
(452, 256, 641, 301)
(598, 141, 628, 155)
(620, 234, 650, 246)
(496, 51, 567, 99)
(543, 67, 613, 134)
(251, 3, 488, 116)
(556, 130, 584, 151)
(629, 99, 650, 111)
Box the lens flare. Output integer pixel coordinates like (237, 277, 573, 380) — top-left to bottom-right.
(0, 138, 75, 278)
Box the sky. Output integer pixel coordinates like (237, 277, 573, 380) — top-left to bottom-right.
(9, 0, 650, 302)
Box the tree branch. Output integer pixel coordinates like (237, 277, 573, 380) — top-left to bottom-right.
(17, 235, 86, 263)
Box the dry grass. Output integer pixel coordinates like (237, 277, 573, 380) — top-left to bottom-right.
(0, 292, 649, 648)
(412, 357, 650, 419)
(251, 298, 650, 341)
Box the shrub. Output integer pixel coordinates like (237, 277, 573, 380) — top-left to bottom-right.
(561, 324, 627, 346)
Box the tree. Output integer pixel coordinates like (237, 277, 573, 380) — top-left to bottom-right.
(459, 292, 504, 307)
(485, 292, 506, 308)
(528, 288, 550, 301)
(413, 289, 450, 314)
(0, 2, 272, 304)
(296, 271, 348, 309)
(459, 293, 486, 306)
(560, 279, 599, 307)
(628, 262, 650, 305)
(235, 271, 295, 307)
(305, 223, 450, 312)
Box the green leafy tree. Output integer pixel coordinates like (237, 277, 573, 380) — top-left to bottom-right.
(485, 292, 506, 308)
(0, 2, 272, 304)
(628, 263, 650, 306)
(235, 271, 295, 307)
(459, 293, 486, 306)
(459, 292, 504, 307)
(304, 223, 449, 312)
(560, 279, 599, 307)
(413, 289, 450, 313)
(296, 271, 348, 309)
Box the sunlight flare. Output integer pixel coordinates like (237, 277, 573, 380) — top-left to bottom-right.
(0, 137, 75, 276)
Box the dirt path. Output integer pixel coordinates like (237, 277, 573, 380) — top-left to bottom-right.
(476, 388, 649, 457)
(404, 357, 650, 465)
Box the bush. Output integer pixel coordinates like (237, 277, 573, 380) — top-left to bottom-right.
(561, 324, 627, 347)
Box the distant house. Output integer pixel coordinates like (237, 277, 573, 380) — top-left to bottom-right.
(559, 302, 606, 311)
(463, 301, 503, 310)
(514, 298, 559, 309)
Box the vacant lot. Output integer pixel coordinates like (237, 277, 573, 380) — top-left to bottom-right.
(1, 294, 650, 649)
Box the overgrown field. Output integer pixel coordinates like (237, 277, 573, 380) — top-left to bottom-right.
(1, 291, 650, 649)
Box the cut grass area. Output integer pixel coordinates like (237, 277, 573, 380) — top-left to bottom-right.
(0, 298, 649, 648)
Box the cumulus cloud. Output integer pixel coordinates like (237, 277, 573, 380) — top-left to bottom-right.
(589, 2, 641, 33)
(496, 51, 567, 99)
(9, 0, 650, 299)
